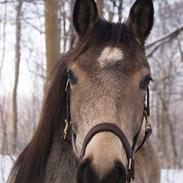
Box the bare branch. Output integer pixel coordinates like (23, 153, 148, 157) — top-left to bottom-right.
(146, 24, 183, 58)
(22, 17, 44, 34)
(27, 67, 46, 80)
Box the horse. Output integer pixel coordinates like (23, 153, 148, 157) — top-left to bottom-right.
(8, 0, 160, 182)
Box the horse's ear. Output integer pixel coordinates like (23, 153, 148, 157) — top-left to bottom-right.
(73, 0, 99, 36)
(126, 0, 154, 44)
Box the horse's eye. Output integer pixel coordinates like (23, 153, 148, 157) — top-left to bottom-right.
(67, 69, 77, 85)
(140, 75, 153, 90)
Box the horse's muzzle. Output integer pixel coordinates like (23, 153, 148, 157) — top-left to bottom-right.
(77, 158, 126, 183)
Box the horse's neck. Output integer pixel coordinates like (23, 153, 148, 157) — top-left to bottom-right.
(45, 130, 78, 183)
(134, 142, 160, 183)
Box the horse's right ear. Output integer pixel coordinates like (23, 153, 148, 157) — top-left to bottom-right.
(73, 0, 99, 36)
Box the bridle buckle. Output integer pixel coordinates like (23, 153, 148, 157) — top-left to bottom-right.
(144, 110, 152, 132)
(146, 122, 151, 131)
(127, 158, 135, 182)
(64, 119, 69, 140)
(128, 158, 132, 170)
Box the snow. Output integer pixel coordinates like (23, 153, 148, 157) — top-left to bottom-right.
(0, 155, 15, 183)
(161, 169, 183, 183)
(0, 154, 183, 183)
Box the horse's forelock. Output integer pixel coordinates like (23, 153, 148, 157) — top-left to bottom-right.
(70, 20, 135, 62)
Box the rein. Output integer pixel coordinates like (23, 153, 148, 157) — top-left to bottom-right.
(63, 80, 152, 182)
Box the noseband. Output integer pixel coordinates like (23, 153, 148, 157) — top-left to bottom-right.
(63, 79, 152, 182)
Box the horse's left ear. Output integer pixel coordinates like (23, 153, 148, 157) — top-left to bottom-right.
(73, 0, 99, 36)
(126, 0, 154, 44)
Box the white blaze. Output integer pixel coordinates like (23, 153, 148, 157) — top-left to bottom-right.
(98, 47, 124, 68)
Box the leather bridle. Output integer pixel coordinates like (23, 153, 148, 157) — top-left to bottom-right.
(63, 79, 152, 182)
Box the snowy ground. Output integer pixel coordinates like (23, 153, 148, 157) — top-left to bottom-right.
(0, 154, 183, 183)
(0, 155, 15, 183)
(161, 169, 183, 183)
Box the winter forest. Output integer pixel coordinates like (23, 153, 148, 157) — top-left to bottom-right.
(0, 0, 183, 182)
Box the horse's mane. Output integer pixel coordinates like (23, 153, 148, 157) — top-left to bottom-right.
(8, 19, 135, 183)
(8, 55, 70, 183)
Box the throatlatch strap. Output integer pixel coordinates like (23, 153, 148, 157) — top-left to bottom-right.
(133, 87, 152, 153)
(135, 112, 152, 153)
(64, 79, 72, 141)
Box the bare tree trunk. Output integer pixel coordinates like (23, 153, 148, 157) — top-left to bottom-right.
(69, 0, 76, 49)
(108, 0, 115, 22)
(0, 1, 7, 81)
(118, 0, 123, 22)
(97, 0, 104, 16)
(45, 0, 60, 80)
(61, 3, 67, 53)
(177, 36, 183, 62)
(12, 0, 23, 153)
(0, 97, 8, 154)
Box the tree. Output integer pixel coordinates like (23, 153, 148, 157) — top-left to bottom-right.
(97, 0, 104, 16)
(12, 0, 23, 153)
(45, 0, 60, 81)
(147, 0, 183, 168)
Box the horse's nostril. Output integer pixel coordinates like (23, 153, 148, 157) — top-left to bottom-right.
(77, 159, 99, 183)
(102, 162, 127, 183)
(116, 162, 127, 181)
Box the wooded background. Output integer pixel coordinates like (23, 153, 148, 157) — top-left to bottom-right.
(0, 0, 183, 175)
